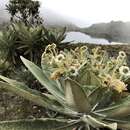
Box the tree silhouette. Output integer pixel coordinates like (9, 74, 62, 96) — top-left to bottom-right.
(6, 0, 43, 26)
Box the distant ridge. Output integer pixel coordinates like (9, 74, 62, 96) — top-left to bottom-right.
(81, 21, 130, 43)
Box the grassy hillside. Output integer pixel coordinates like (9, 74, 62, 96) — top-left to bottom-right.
(81, 21, 130, 43)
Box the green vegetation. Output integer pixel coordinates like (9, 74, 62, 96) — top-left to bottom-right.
(0, 1, 72, 124)
(0, 22, 69, 66)
(6, 0, 42, 26)
(43, 27, 69, 45)
(0, 44, 130, 129)
(1, 0, 130, 130)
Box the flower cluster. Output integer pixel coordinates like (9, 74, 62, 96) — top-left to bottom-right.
(41, 44, 130, 93)
(41, 43, 88, 80)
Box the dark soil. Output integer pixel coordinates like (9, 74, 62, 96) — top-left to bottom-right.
(0, 89, 47, 121)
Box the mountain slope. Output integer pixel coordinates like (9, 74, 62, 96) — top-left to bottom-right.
(81, 21, 130, 43)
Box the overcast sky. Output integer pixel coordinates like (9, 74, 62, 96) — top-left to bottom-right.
(40, 0, 130, 27)
(1, 0, 130, 27)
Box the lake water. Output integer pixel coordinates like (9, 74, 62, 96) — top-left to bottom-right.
(64, 31, 123, 45)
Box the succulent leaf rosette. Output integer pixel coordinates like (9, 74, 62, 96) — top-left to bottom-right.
(0, 44, 130, 130)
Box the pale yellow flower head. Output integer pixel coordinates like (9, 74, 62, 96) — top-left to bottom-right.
(110, 79, 127, 93)
(50, 68, 65, 80)
(54, 54, 65, 64)
(119, 51, 126, 58)
(69, 66, 79, 76)
(119, 66, 130, 76)
(101, 74, 127, 93)
(117, 51, 126, 63)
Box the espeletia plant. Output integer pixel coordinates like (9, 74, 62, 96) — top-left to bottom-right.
(0, 43, 130, 130)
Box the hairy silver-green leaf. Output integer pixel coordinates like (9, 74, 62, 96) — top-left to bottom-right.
(95, 95, 130, 117)
(81, 115, 117, 130)
(41, 63, 64, 93)
(88, 87, 109, 108)
(0, 77, 77, 116)
(0, 118, 78, 130)
(20, 56, 65, 102)
(76, 66, 101, 88)
(65, 78, 91, 113)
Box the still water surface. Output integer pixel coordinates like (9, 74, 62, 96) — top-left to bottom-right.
(64, 31, 122, 45)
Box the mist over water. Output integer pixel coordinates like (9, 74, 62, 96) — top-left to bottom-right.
(64, 32, 110, 44)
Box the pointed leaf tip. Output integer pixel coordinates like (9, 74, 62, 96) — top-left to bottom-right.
(65, 78, 91, 113)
